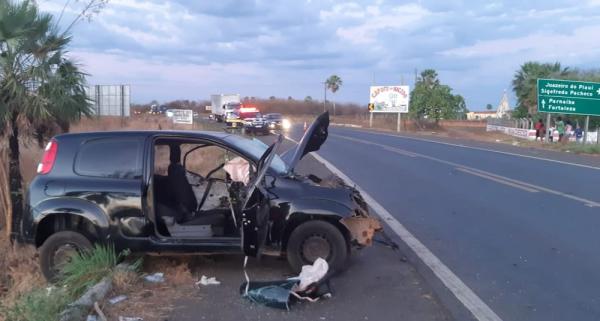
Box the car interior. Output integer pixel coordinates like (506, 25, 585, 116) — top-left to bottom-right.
(152, 138, 255, 239)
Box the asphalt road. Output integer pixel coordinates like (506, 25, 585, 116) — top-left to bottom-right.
(287, 125, 600, 321)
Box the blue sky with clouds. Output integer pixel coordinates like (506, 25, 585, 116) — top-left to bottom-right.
(39, 0, 600, 110)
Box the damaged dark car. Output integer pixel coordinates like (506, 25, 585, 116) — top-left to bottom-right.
(13, 112, 381, 281)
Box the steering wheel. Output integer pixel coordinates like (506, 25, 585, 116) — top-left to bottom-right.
(195, 163, 226, 212)
(205, 163, 225, 181)
(185, 170, 205, 187)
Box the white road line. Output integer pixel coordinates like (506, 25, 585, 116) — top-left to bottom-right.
(345, 129, 600, 171)
(331, 134, 600, 207)
(455, 167, 539, 193)
(284, 135, 503, 321)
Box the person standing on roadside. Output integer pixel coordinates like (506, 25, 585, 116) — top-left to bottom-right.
(556, 117, 565, 142)
(575, 124, 584, 143)
(534, 119, 545, 142)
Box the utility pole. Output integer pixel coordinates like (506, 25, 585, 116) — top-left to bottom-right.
(323, 82, 327, 112)
(414, 68, 418, 84)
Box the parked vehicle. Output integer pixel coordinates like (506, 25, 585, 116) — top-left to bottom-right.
(13, 112, 380, 281)
(264, 113, 291, 130)
(211, 94, 241, 122)
(225, 106, 262, 129)
(243, 115, 269, 135)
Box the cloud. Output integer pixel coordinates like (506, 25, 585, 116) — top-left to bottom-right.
(322, 3, 431, 44)
(34, 0, 600, 109)
(442, 25, 600, 61)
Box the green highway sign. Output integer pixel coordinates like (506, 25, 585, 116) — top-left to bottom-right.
(537, 78, 600, 116)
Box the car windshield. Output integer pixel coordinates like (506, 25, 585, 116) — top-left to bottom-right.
(266, 114, 282, 120)
(224, 135, 288, 175)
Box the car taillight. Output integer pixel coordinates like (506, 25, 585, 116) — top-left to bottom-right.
(37, 139, 58, 175)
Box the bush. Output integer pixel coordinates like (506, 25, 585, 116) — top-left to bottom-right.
(0, 287, 71, 321)
(1, 245, 138, 321)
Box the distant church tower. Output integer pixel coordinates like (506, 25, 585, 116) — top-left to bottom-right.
(496, 90, 511, 118)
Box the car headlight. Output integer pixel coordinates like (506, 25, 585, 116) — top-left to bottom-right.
(282, 119, 291, 129)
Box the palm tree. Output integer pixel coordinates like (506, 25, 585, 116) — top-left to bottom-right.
(512, 62, 569, 116)
(0, 0, 91, 234)
(325, 75, 342, 115)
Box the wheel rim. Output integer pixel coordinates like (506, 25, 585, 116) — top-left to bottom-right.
(51, 243, 80, 275)
(301, 234, 332, 263)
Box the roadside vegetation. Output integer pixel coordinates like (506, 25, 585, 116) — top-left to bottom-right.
(0, 244, 139, 321)
(511, 61, 600, 129)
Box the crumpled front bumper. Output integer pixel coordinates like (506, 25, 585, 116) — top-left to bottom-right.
(340, 188, 382, 247)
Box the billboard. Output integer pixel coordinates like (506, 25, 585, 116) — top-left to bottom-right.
(369, 86, 409, 113)
(172, 109, 193, 124)
(86, 85, 131, 117)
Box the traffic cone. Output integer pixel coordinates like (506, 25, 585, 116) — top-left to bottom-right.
(303, 121, 307, 132)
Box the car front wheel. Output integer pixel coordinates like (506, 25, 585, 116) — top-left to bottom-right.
(286, 220, 348, 273)
(39, 231, 93, 282)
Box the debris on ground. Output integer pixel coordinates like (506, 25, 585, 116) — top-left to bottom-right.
(196, 275, 221, 286)
(143, 273, 164, 283)
(101, 257, 195, 321)
(293, 258, 328, 292)
(59, 276, 112, 321)
(241, 257, 333, 310)
(94, 301, 108, 321)
(118, 317, 143, 321)
(108, 295, 128, 305)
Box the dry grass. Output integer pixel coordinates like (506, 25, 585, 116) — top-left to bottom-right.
(101, 257, 196, 321)
(0, 234, 44, 309)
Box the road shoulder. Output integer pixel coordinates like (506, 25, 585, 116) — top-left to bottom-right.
(168, 145, 453, 321)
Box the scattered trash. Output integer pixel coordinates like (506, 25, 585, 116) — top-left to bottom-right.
(118, 317, 143, 321)
(86, 315, 98, 321)
(108, 295, 128, 305)
(293, 258, 328, 292)
(241, 257, 333, 310)
(196, 275, 221, 286)
(512, 141, 520, 146)
(143, 272, 164, 283)
(495, 139, 502, 142)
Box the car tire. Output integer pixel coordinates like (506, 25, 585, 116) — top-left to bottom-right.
(39, 231, 93, 282)
(287, 220, 348, 274)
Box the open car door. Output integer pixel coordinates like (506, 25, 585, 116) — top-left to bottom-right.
(240, 134, 283, 256)
(281, 111, 329, 172)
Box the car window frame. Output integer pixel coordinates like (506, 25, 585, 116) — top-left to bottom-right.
(73, 137, 144, 180)
(150, 136, 258, 179)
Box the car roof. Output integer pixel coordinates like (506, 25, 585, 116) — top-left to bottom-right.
(54, 130, 232, 141)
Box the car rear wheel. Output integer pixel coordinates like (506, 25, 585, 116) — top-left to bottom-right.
(39, 231, 93, 282)
(286, 220, 348, 273)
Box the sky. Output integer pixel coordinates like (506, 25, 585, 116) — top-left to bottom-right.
(39, 0, 600, 110)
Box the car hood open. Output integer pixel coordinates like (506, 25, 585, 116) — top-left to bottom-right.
(281, 112, 329, 172)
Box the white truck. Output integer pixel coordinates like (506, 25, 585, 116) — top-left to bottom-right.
(210, 94, 241, 122)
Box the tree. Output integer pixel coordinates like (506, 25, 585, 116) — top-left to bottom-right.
(269, 96, 276, 100)
(0, 0, 93, 234)
(409, 69, 466, 123)
(486, 103, 493, 111)
(325, 75, 342, 115)
(512, 62, 569, 116)
(304, 96, 313, 102)
(287, 96, 293, 100)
